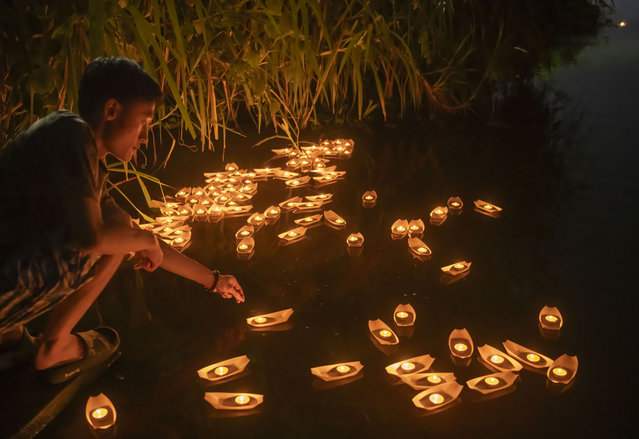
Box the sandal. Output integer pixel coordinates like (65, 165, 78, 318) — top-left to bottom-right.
(40, 326, 121, 384)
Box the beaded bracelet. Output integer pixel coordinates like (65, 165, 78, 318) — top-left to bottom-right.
(206, 270, 221, 293)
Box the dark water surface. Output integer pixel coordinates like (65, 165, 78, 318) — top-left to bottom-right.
(30, 6, 638, 439)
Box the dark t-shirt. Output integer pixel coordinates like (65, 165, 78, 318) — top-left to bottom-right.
(0, 110, 109, 265)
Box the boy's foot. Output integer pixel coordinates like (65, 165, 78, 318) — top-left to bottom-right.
(36, 327, 120, 384)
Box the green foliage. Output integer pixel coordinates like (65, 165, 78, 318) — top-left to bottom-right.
(1, 0, 612, 154)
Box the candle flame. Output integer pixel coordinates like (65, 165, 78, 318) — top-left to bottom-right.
(552, 367, 568, 377)
(234, 395, 250, 405)
(91, 408, 108, 419)
(484, 377, 500, 386)
(214, 366, 228, 376)
(526, 353, 540, 363)
(336, 365, 351, 374)
(490, 355, 504, 364)
(427, 375, 442, 384)
(454, 343, 468, 352)
(400, 362, 415, 371)
(429, 393, 444, 404)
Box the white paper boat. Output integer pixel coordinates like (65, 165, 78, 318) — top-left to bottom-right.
(441, 261, 471, 276)
(412, 382, 463, 411)
(401, 372, 457, 390)
(246, 308, 294, 327)
(502, 340, 553, 370)
(539, 306, 563, 330)
(368, 319, 399, 345)
(547, 354, 578, 384)
(346, 233, 364, 247)
(310, 361, 363, 382)
(466, 372, 518, 395)
(324, 210, 347, 229)
(477, 344, 523, 373)
(85, 393, 116, 430)
(391, 219, 409, 239)
(448, 328, 474, 359)
(197, 355, 250, 383)
(393, 304, 416, 326)
(385, 354, 434, 377)
(204, 392, 263, 410)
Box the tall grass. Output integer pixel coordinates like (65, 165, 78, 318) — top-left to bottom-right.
(0, 0, 614, 155)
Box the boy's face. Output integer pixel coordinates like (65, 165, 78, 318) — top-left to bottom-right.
(103, 100, 155, 161)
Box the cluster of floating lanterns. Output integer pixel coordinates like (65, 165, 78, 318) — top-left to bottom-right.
(191, 301, 575, 416)
(115, 136, 574, 422)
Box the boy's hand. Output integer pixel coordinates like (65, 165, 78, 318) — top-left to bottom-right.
(134, 235, 164, 271)
(214, 275, 245, 303)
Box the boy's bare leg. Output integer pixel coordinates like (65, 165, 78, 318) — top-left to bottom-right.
(35, 254, 123, 370)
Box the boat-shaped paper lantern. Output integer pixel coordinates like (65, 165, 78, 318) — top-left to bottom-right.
(253, 167, 279, 180)
(224, 162, 238, 172)
(474, 200, 502, 217)
(197, 355, 250, 383)
(502, 340, 553, 370)
(264, 205, 281, 221)
(292, 201, 325, 213)
(447, 196, 463, 214)
(85, 393, 117, 430)
(441, 261, 471, 276)
(247, 308, 294, 327)
(294, 214, 323, 228)
(204, 392, 263, 411)
(310, 361, 363, 382)
(346, 233, 364, 248)
(368, 319, 399, 345)
(235, 225, 255, 240)
(391, 219, 409, 240)
(429, 206, 448, 226)
(412, 382, 463, 411)
(305, 193, 333, 203)
(407, 219, 425, 238)
(236, 238, 255, 258)
(223, 204, 253, 217)
(285, 158, 301, 170)
(170, 231, 192, 250)
(239, 182, 258, 195)
(273, 169, 300, 180)
(385, 354, 434, 377)
(362, 191, 377, 208)
(178, 204, 194, 217)
(449, 328, 474, 359)
(277, 227, 307, 245)
(284, 175, 311, 188)
(401, 372, 457, 390)
(393, 304, 416, 326)
(207, 205, 224, 222)
(477, 344, 523, 373)
(324, 210, 347, 229)
(408, 237, 432, 261)
(271, 147, 294, 158)
(175, 187, 191, 199)
(246, 212, 265, 229)
(466, 372, 518, 395)
(539, 306, 563, 331)
(547, 354, 578, 385)
(279, 196, 303, 211)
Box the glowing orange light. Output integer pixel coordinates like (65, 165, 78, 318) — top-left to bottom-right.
(552, 367, 568, 377)
(238, 244, 249, 250)
(336, 365, 351, 374)
(484, 377, 500, 386)
(396, 311, 409, 319)
(427, 375, 442, 384)
(214, 366, 229, 376)
(454, 343, 468, 352)
(289, 232, 298, 237)
(545, 315, 558, 323)
(429, 393, 444, 404)
(364, 195, 373, 200)
(235, 395, 250, 405)
(526, 353, 540, 363)
(417, 247, 429, 253)
(379, 330, 392, 338)
(396, 226, 405, 232)
(91, 408, 108, 419)
(335, 219, 344, 224)
(618, 21, 627, 27)
(451, 202, 460, 207)
(401, 362, 416, 372)
(240, 231, 250, 236)
(490, 355, 504, 364)
(409, 225, 419, 231)
(253, 317, 267, 324)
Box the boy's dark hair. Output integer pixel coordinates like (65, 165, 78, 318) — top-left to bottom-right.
(78, 57, 162, 127)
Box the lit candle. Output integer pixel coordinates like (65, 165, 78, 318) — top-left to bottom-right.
(335, 219, 344, 224)
(240, 231, 250, 236)
(343, 150, 351, 154)
(345, 142, 351, 146)
(379, 329, 392, 338)
(336, 140, 342, 144)
(180, 209, 189, 215)
(417, 247, 429, 253)
(484, 377, 500, 386)
(526, 353, 540, 363)
(195, 191, 203, 196)
(220, 196, 229, 202)
(227, 201, 237, 206)
(396, 311, 409, 319)
(196, 209, 205, 214)
(289, 231, 298, 237)
(234, 395, 250, 405)
(318, 194, 327, 198)
(400, 362, 415, 372)
(451, 201, 460, 207)
(544, 315, 558, 323)
(429, 393, 444, 404)
(304, 217, 313, 222)
(214, 366, 229, 376)
(453, 263, 466, 269)
(336, 365, 351, 374)
(202, 200, 210, 205)
(283, 172, 290, 177)
(301, 160, 309, 165)
(238, 244, 249, 250)
(270, 209, 278, 214)
(234, 207, 242, 211)
(306, 202, 313, 207)
(189, 198, 198, 204)
(396, 226, 405, 232)
(364, 195, 373, 200)
(253, 317, 267, 324)
(348, 236, 358, 242)
(164, 227, 173, 233)
(490, 355, 504, 365)
(483, 204, 493, 210)
(434, 209, 443, 215)
(91, 408, 109, 420)
(255, 216, 263, 221)
(618, 21, 627, 27)
(174, 230, 183, 235)
(178, 191, 187, 196)
(287, 202, 295, 207)
(552, 367, 568, 377)
(454, 343, 468, 352)
(427, 375, 442, 384)
(409, 225, 419, 231)
(174, 237, 184, 243)
(213, 207, 221, 212)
